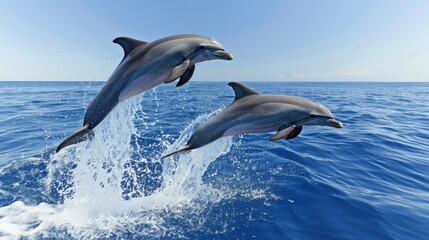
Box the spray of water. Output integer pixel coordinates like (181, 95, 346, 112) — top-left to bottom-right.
(0, 95, 240, 239)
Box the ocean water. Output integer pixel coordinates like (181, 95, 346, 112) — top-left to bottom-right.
(0, 81, 428, 239)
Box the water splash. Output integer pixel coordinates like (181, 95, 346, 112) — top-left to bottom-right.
(0, 95, 239, 239)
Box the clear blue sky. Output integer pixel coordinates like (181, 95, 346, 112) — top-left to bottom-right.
(1, 1, 428, 81)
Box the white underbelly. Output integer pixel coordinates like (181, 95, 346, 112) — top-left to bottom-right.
(223, 123, 278, 136)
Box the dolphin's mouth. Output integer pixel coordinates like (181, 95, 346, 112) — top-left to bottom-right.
(327, 119, 343, 128)
(212, 50, 234, 60)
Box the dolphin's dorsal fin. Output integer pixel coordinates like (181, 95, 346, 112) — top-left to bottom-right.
(113, 37, 147, 57)
(228, 82, 259, 100)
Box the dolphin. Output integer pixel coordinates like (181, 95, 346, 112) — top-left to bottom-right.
(162, 82, 343, 159)
(56, 34, 233, 152)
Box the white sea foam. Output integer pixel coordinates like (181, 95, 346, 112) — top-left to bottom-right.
(0, 95, 264, 239)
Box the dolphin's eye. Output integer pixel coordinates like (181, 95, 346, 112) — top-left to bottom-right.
(309, 114, 316, 118)
(199, 46, 205, 49)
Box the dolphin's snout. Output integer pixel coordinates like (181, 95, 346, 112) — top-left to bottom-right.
(213, 50, 234, 60)
(327, 119, 343, 128)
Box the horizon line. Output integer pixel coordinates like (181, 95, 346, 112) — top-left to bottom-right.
(0, 80, 428, 83)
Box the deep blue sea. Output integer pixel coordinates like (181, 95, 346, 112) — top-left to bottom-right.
(0, 81, 428, 239)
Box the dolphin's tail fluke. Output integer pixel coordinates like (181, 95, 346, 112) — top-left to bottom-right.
(56, 124, 93, 153)
(161, 145, 192, 159)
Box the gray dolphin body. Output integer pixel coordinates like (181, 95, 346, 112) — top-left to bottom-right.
(162, 82, 343, 159)
(57, 34, 233, 152)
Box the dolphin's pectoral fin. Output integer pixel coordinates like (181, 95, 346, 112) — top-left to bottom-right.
(176, 64, 195, 87)
(270, 125, 296, 141)
(228, 82, 259, 101)
(113, 37, 147, 58)
(285, 126, 302, 140)
(165, 59, 190, 83)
